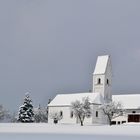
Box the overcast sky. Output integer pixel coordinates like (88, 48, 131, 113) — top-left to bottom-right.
(0, 0, 140, 111)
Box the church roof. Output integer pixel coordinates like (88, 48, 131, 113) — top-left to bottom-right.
(49, 93, 140, 109)
(48, 92, 104, 107)
(93, 55, 109, 75)
(112, 94, 140, 109)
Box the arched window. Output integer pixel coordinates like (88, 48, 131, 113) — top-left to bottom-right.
(97, 78, 101, 84)
(96, 111, 98, 117)
(132, 111, 136, 114)
(60, 111, 63, 117)
(107, 79, 109, 85)
(87, 114, 91, 118)
(70, 111, 74, 118)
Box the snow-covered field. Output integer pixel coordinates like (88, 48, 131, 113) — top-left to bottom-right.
(0, 123, 140, 140)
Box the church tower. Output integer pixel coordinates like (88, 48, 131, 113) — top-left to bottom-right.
(93, 55, 112, 102)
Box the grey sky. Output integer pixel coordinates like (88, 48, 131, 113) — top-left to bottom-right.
(0, 0, 140, 111)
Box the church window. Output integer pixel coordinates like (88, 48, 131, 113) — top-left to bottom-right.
(111, 121, 116, 125)
(96, 111, 98, 117)
(60, 111, 63, 117)
(122, 121, 126, 124)
(70, 111, 74, 118)
(107, 79, 109, 85)
(97, 78, 101, 84)
(87, 114, 91, 118)
(112, 112, 114, 116)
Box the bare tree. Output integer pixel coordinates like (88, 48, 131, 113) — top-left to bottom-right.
(10, 112, 18, 123)
(0, 105, 10, 122)
(71, 97, 91, 126)
(0, 105, 6, 120)
(34, 105, 48, 123)
(100, 101, 124, 125)
(49, 112, 62, 124)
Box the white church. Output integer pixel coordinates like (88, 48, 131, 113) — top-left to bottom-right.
(48, 55, 140, 125)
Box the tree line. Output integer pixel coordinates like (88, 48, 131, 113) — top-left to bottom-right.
(0, 93, 50, 123)
(0, 93, 124, 125)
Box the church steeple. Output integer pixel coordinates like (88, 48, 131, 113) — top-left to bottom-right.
(93, 55, 112, 102)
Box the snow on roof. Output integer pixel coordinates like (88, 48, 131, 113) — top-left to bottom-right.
(93, 55, 109, 75)
(48, 93, 104, 107)
(113, 94, 140, 109)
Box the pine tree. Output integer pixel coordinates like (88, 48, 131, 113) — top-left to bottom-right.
(18, 93, 34, 123)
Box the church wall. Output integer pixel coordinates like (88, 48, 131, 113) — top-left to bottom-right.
(48, 106, 94, 124)
(91, 104, 109, 124)
(125, 109, 140, 114)
(104, 58, 112, 102)
(48, 105, 109, 125)
(48, 106, 76, 124)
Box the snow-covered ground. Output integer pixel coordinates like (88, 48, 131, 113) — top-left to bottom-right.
(0, 123, 140, 140)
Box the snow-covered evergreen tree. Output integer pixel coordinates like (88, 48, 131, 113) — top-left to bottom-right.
(17, 93, 34, 123)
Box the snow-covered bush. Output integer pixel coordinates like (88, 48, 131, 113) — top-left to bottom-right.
(17, 93, 34, 123)
(100, 101, 124, 125)
(71, 97, 91, 126)
(49, 112, 62, 124)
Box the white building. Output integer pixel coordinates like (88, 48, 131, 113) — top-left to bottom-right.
(112, 94, 140, 124)
(48, 55, 140, 125)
